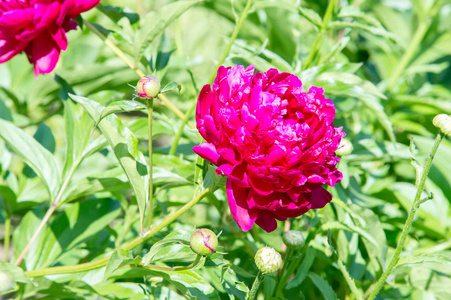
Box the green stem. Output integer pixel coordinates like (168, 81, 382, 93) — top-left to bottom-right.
(278, 246, 294, 281)
(2, 197, 11, 262)
(143, 100, 154, 232)
(247, 271, 264, 300)
(386, 0, 441, 91)
(367, 132, 444, 299)
(84, 19, 193, 128)
(302, 0, 338, 70)
(169, 99, 197, 156)
(275, 228, 317, 297)
(207, 0, 253, 84)
(25, 187, 211, 277)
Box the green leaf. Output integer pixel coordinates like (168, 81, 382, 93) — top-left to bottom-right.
(142, 230, 193, 265)
(202, 164, 227, 192)
(202, 265, 248, 300)
(71, 94, 149, 230)
(98, 100, 147, 124)
(308, 273, 338, 300)
(161, 81, 182, 94)
(328, 21, 400, 42)
(286, 246, 316, 289)
(396, 253, 451, 268)
(104, 249, 142, 281)
(134, 0, 203, 63)
(0, 119, 61, 199)
(17, 198, 121, 270)
(0, 260, 33, 285)
(144, 268, 220, 300)
(298, 7, 323, 29)
(63, 100, 95, 176)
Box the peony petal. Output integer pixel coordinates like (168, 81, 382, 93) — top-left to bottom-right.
(25, 32, 60, 77)
(255, 210, 278, 233)
(226, 179, 256, 231)
(310, 187, 332, 209)
(0, 39, 27, 63)
(192, 143, 221, 165)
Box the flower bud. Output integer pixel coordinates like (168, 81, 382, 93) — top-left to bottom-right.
(136, 75, 161, 99)
(0, 271, 13, 293)
(190, 228, 218, 256)
(336, 138, 353, 156)
(433, 114, 451, 136)
(282, 230, 305, 249)
(254, 246, 282, 274)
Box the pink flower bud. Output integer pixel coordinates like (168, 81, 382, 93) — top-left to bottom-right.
(136, 75, 161, 99)
(190, 228, 218, 256)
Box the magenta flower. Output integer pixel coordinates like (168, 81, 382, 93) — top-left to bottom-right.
(0, 0, 100, 77)
(194, 65, 344, 232)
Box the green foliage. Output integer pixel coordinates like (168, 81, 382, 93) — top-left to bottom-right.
(1, 0, 450, 299)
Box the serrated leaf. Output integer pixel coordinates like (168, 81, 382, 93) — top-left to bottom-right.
(0, 119, 61, 199)
(308, 273, 338, 300)
(134, 0, 202, 64)
(70, 94, 149, 230)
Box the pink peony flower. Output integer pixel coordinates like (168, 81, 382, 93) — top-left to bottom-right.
(0, 0, 100, 77)
(193, 65, 344, 232)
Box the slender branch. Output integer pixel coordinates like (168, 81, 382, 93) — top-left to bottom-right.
(367, 132, 444, 299)
(207, 0, 253, 84)
(15, 159, 80, 266)
(25, 187, 211, 277)
(247, 271, 263, 300)
(143, 100, 155, 232)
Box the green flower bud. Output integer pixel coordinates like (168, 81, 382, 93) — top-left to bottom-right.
(433, 114, 451, 136)
(254, 246, 282, 274)
(136, 75, 161, 99)
(336, 138, 353, 156)
(0, 271, 13, 293)
(190, 228, 218, 256)
(282, 230, 305, 249)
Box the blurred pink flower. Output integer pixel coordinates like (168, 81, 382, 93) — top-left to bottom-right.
(0, 0, 100, 77)
(194, 65, 344, 232)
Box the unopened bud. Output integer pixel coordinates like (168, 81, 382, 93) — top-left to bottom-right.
(283, 230, 305, 249)
(336, 138, 353, 156)
(0, 271, 13, 293)
(433, 114, 451, 136)
(190, 228, 218, 256)
(136, 75, 161, 99)
(254, 246, 282, 274)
